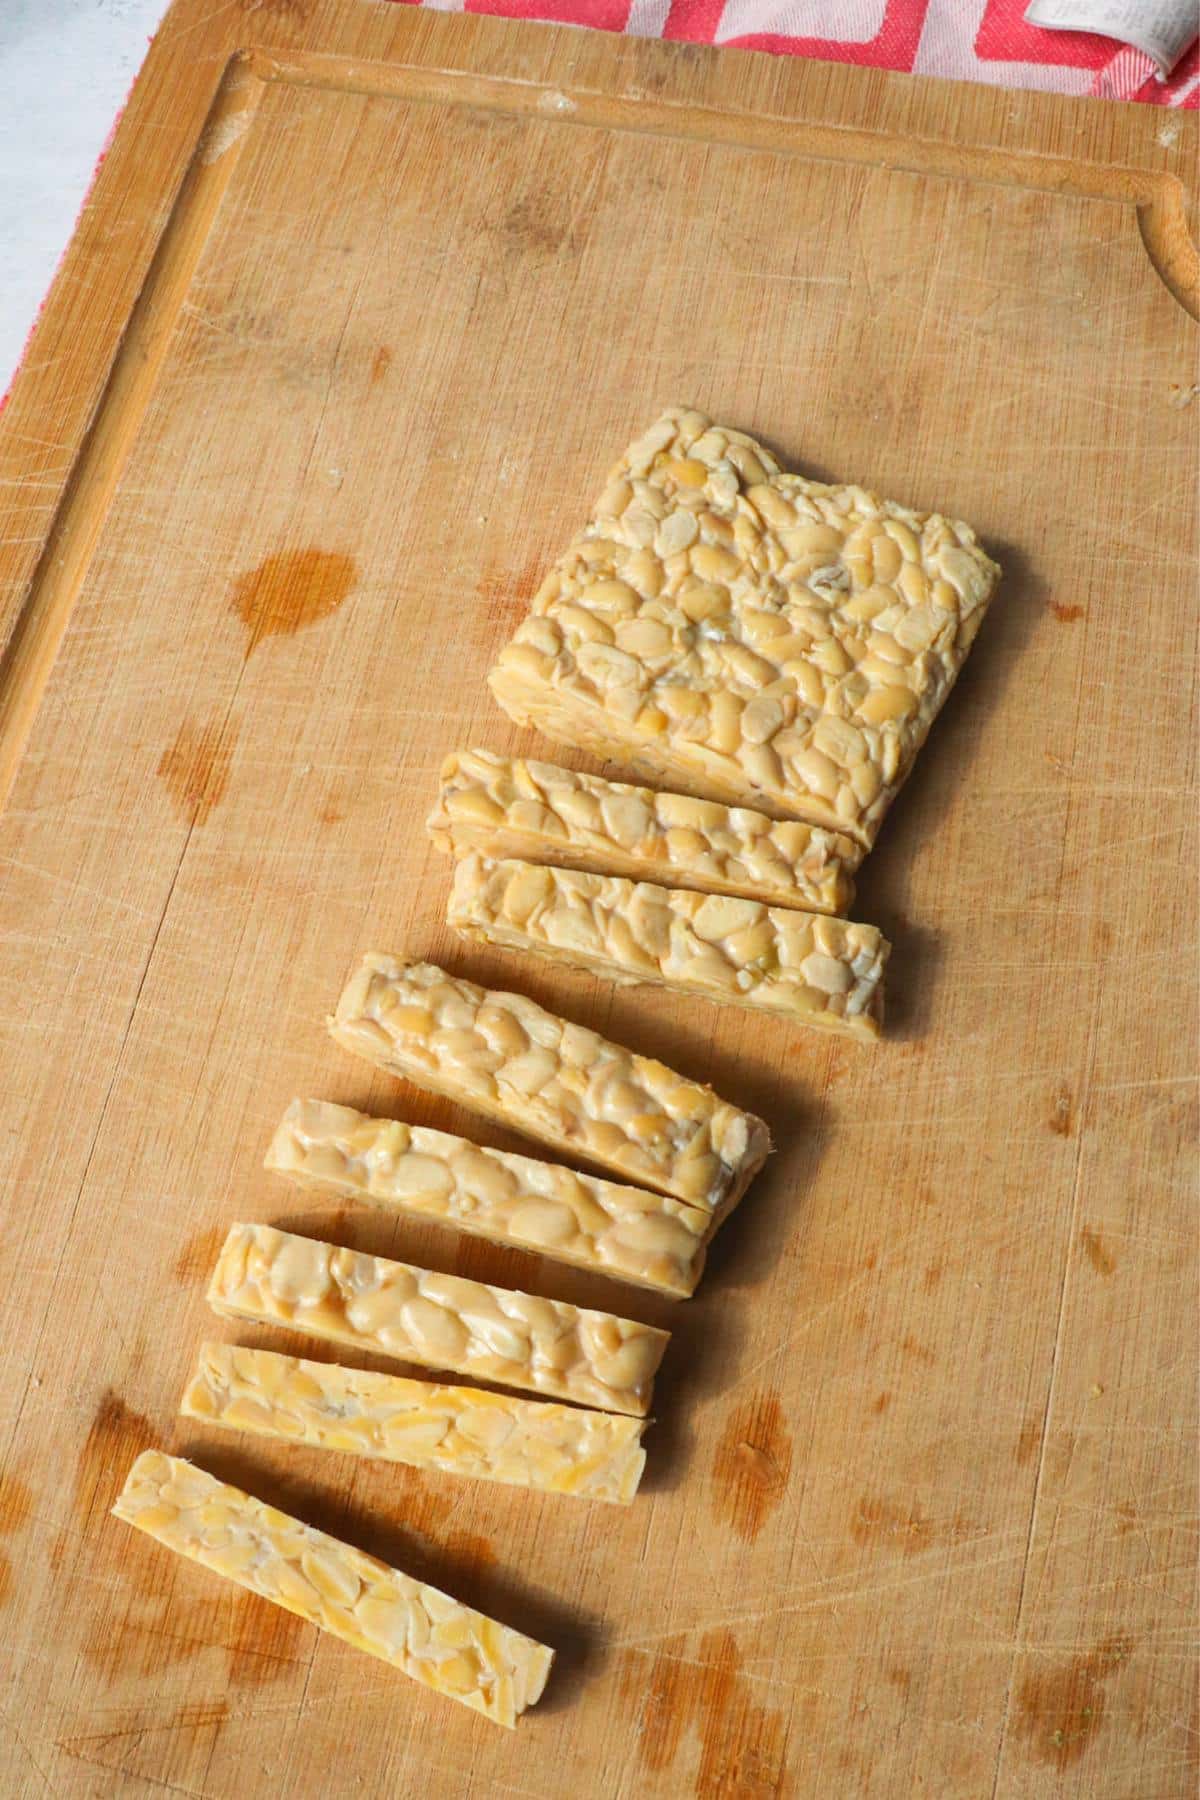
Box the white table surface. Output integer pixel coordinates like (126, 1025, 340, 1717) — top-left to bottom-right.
(0, 0, 166, 397)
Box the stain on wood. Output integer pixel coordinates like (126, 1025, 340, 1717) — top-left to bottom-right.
(70, 1393, 180, 1674)
(0, 1474, 33, 1607)
(693, 1629, 787, 1798)
(476, 552, 546, 629)
(173, 1224, 227, 1284)
(0, 1474, 33, 1537)
(621, 1630, 786, 1793)
(1049, 1084, 1075, 1137)
(1013, 1635, 1134, 1769)
(74, 1392, 156, 1528)
(229, 548, 356, 658)
(501, 185, 588, 260)
(157, 718, 235, 825)
(619, 1636, 691, 1775)
(1080, 1227, 1117, 1278)
(710, 1393, 793, 1543)
(1051, 603, 1085, 623)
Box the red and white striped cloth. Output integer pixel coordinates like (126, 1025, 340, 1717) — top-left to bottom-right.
(407, 0, 1200, 106)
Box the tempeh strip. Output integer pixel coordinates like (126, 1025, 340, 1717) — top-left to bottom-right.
(181, 1341, 647, 1504)
(113, 1450, 553, 1726)
(329, 954, 770, 1219)
(207, 1223, 669, 1416)
(267, 1098, 708, 1297)
(428, 747, 858, 914)
(449, 854, 888, 1043)
(488, 407, 1000, 851)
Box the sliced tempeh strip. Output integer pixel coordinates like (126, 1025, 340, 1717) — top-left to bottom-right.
(449, 854, 888, 1043)
(182, 1341, 647, 1504)
(329, 954, 770, 1219)
(266, 1098, 708, 1297)
(488, 407, 1000, 852)
(428, 747, 858, 914)
(207, 1223, 668, 1416)
(113, 1449, 553, 1726)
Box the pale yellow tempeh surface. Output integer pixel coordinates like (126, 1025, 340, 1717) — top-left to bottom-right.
(428, 747, 858, 914)
(207, 1223, 669, 1416)
(267, 1098, 708, 1296)
(113, 1450, 553, 1726)
(182, 1341, 647, 1503)
(488, 407, 1000, 851)
(449, 855, 889, 1043)
(329, 955, 770, 1218)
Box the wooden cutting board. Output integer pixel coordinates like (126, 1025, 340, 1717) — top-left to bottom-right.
(0, 3, 1195, 1794)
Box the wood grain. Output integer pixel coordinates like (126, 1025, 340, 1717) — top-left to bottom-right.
(0, 4, 1195, 1796)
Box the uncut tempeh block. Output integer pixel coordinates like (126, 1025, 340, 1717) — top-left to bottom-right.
(329, 954, 770, 1219)
(208, 1223, 668, 1416)
(488, 407, 1001, 852)
(267, 1098, 708, 1297)
(449, 855, 889, 1043)
(428, 747, 858, 915)
(113, 1450, 552, 1726)
(182, 1342, 647, 1504)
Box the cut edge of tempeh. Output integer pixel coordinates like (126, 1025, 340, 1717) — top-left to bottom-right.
(181, 1340, 648, 1504)
(448, 854, 888, 1043)
(265, 1097, 709, 1295)
(427, 747, 859, 913)
(206, 1222, 669, 1416)
(327, 954, 771, 1219)
(113, 1449, 553, 1725)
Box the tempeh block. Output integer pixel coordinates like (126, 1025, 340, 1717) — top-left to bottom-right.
(488, 407, 1000, 851)
(329, 954, 770, 1219)
(113, 1449, 553, 1726)
(181, 1341, 647, 1504)
(267, 1098, 708, 1297)
(428, 747, 858, 914)
(207, 1223, 669, 1416)
(449, 854, 888, 1043)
